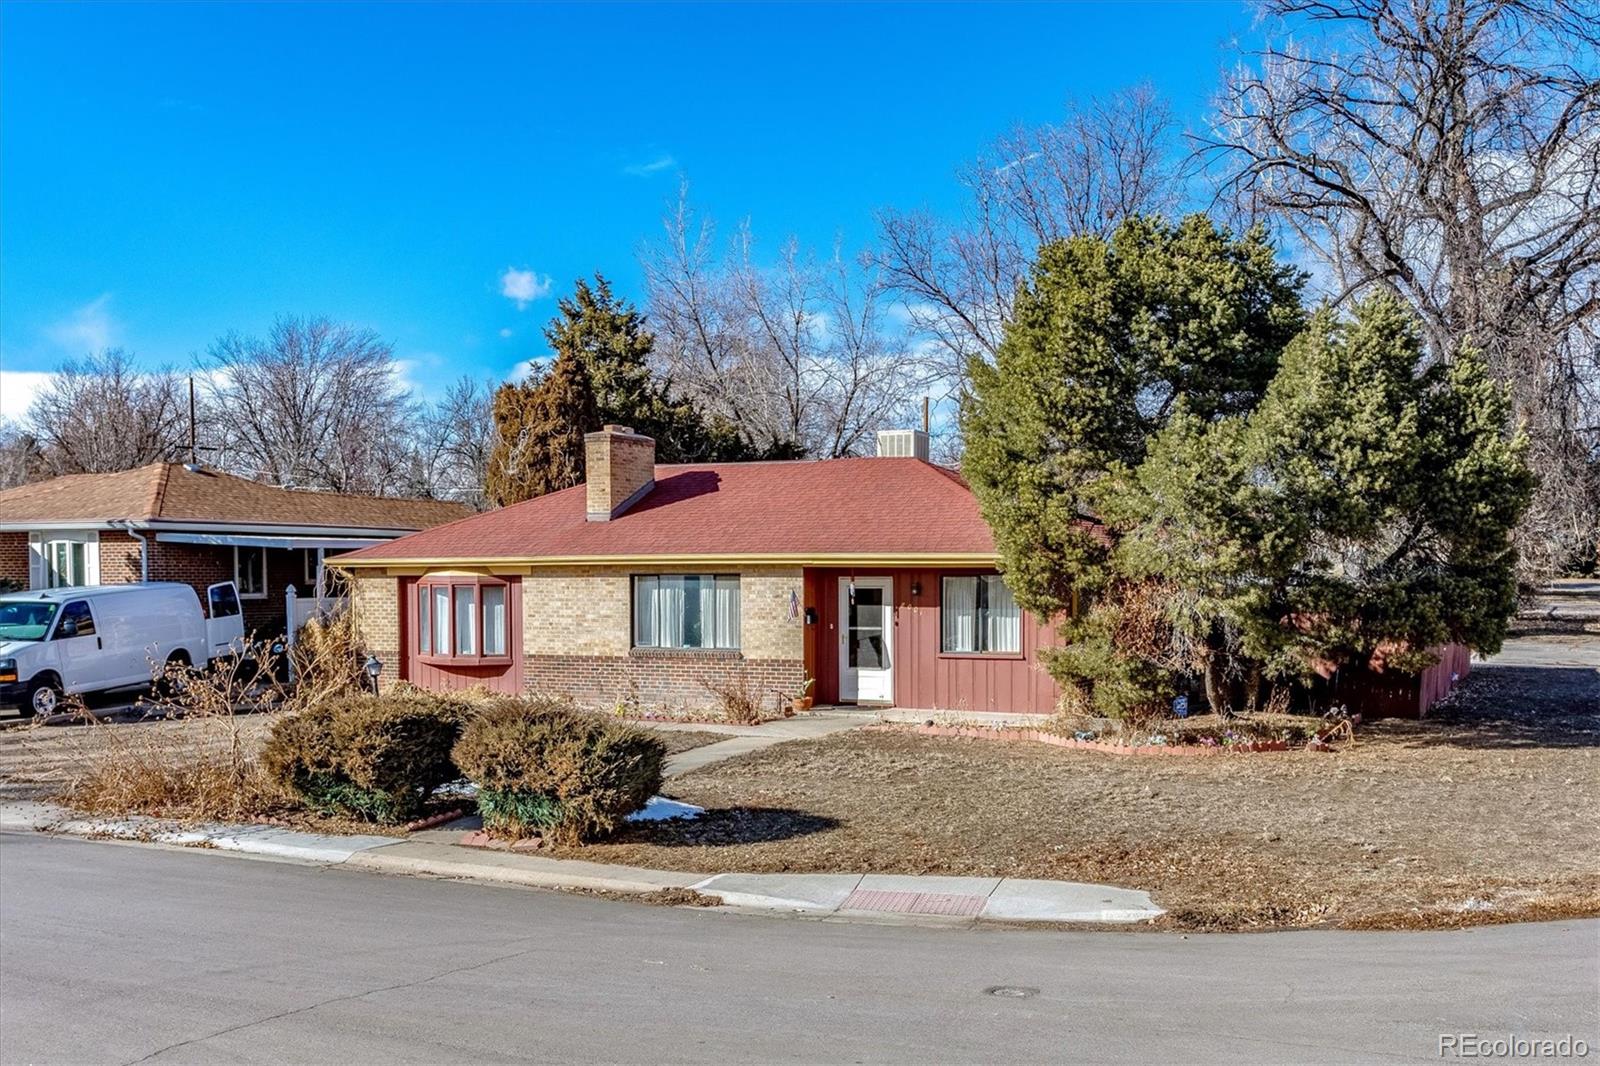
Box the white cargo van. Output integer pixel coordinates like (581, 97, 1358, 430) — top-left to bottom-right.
(0, 582, 246, 716)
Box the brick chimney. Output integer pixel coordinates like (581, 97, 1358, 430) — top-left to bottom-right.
(585, 425, 656, 521)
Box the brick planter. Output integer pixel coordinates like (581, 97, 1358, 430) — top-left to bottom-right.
(871, 722, 1342, 756)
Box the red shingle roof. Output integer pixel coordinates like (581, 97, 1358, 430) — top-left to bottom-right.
(339, 458, 997, 563)
(0, 463, 472, 531)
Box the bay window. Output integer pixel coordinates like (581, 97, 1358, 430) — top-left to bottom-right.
(415, 577, 509, 662)
(941, 574, 1021, 654)
(633, 575, 740, 650)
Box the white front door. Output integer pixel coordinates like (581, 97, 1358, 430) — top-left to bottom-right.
(838, 577, 893, 704)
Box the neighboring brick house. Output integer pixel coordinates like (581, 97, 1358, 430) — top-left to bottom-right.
(0, 463, 471, 635)
(335, 425, 1066, 715)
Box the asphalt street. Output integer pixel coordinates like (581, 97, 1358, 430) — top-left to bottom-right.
(2, 832, 1596, 1064)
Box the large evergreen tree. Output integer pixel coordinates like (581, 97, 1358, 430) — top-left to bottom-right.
(961, 214, 1307, 626)
(485, 276, 764, 506)
(964, 215, 1532, 718)
(1114, 294, 1532, 713)
(484, 346, 597, 506)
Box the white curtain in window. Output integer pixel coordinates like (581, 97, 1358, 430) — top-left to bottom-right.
(657, 577, 685, 647)
(482, 585, 506, 656)
(942, 577, 977, 652)
(634, 576, 659, 646)
(713, 575, 740, 649)
(454, 587, 476, 655)
(418, 587, 432, 654)
(984, 576, 1021, 653)
(431, 586, 450, 654)
(634, 575, 739, 649)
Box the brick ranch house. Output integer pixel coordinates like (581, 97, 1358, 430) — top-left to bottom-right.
(336, 425, 1065, 715)
(0, 463, 471, 635)
(337, 425, 1473, 719)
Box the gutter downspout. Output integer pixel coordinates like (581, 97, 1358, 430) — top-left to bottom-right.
(110, 520, 149, 582)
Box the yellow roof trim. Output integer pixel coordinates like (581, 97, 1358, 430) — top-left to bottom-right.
(331, 551, 998, 575)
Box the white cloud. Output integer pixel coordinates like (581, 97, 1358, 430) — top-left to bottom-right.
(498, 328, 514, 339)
(623, 153, 677, 177)
(389, 357, 423, 395)
(45, 294, 118, 355)
(0, 370, 52, 425)
(500, 268, 552, 310)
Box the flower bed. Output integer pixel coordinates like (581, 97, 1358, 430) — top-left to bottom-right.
(615, 708, 797, 727)
(870, 719, 1351, 755)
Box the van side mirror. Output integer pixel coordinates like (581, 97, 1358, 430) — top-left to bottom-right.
(56, 618, 78, 639)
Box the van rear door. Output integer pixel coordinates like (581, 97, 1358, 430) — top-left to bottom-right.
(205, 582, 246, 661)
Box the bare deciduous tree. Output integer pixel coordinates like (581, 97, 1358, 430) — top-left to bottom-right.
(202, 316, 419, 495)
(1210, 0, 1600, 576)
(0, 422, 49, 489)
(24, 349, 188, 475)
(413, 376, 498, 509)
(871, 85, 1184, 377)
(644, 191, 933, 457)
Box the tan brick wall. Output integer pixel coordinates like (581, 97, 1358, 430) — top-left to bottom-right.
(521, 566, 803, 660)
(518, 565, 805, 712)
(524, 567, 632, 656)
(739, 570, 805, 660)
(353, 565, 806, 711)
(349, 574, 400, 667)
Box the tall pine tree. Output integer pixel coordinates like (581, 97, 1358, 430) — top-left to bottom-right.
(1114, 293, 1532, 712)
(485, 275, 764, 506)
(960, 215, 1307, 696)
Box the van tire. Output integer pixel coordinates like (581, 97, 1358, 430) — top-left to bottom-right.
(25, 675, 63, 718)
(156, 652, 194, 700)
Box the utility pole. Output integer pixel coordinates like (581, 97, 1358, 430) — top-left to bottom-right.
(188, 377, 198, 465)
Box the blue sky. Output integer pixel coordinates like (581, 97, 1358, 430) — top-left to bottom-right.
(0, 1, 1254, 419)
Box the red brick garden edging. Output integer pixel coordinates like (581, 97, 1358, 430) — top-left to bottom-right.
(870, 722, 1331, 755)
(404, 807, 470, 832)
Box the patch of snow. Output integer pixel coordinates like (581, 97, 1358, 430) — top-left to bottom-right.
(626, 796, 705, 822)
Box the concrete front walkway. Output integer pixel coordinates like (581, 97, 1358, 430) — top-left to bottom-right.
(0, 801, 1164, 925)
(647, 712, 865, 777)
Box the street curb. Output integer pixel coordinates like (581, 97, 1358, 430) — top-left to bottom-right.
(3, 802, 1164, 925)
(345, 843, 705, 895)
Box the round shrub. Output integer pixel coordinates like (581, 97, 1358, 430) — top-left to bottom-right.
(452, 697, 666, 844)
(261, 693, 470, 823)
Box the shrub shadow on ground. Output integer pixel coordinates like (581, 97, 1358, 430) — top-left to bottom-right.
(606, 806, 840, 848)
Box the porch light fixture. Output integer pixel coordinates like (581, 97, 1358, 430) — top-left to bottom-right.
(910, 581, 922, 597)
(364, 654, 383, 694)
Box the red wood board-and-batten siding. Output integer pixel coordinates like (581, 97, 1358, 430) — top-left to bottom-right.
(397, 575, 524, 695)
(804, 567, 1062, 714)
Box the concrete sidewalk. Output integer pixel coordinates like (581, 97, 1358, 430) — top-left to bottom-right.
(0, 801, 1163, 925)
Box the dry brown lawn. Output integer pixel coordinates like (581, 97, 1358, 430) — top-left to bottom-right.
(650, 729, 733, 757)
(559, 633, 1600, 931)
(0, 713, 277, 801)
(0, 716, 727, 801)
